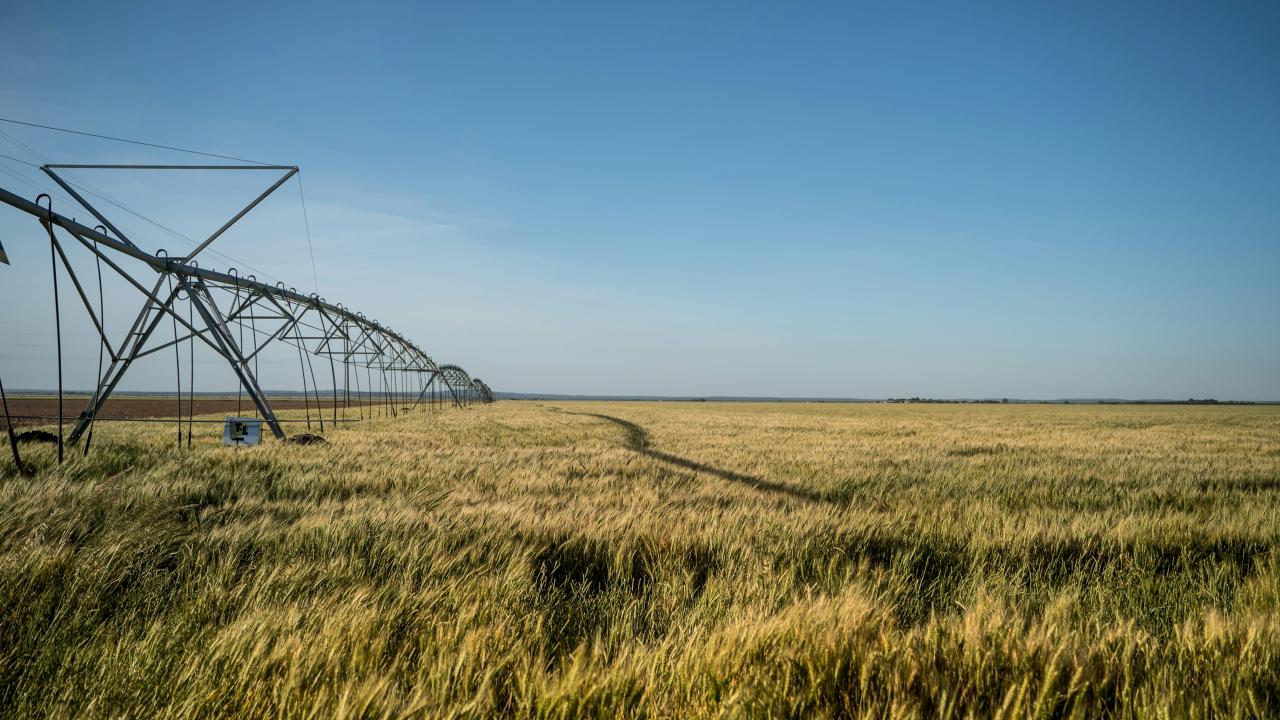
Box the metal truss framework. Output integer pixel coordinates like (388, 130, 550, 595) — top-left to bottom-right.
(0, 164, 493, 444)
(434, 365, 495, 406)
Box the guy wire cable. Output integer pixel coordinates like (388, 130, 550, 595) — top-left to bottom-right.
(1, 376, 25, 475)
(165, 271, 182, 449)
(84, 226, 108, 456)
(0, 117, 274, 165)
(187, 289, 195, 448)
(38, 195, 65, 463)
(292, 310, 313, 432)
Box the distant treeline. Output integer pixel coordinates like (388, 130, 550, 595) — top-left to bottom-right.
(507, 394, 1277, 405)
(866, 398, 1266, 405)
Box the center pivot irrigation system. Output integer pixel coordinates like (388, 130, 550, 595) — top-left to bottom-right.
(0, 158, 494, 464)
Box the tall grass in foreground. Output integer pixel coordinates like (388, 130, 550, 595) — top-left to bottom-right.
(1, 402, 1278, 718)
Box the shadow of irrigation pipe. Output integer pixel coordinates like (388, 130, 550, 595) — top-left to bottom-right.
(556, 409, 835, 505)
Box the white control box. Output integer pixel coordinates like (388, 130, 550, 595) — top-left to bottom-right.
(223, 417, 262, 446)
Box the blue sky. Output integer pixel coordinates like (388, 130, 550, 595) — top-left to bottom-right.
(1, 1, 1277, 399)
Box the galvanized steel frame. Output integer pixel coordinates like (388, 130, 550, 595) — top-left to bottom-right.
(0, 165, 493, 445)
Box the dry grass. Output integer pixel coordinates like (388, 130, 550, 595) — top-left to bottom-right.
(2, 401, 1279, 718)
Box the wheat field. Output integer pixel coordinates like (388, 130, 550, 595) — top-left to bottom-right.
(2, 401, 1278, 718)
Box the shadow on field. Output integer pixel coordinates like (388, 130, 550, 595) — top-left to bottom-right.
(561, 410, 832, 504)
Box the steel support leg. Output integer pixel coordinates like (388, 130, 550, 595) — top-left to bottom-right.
(181, 278, 286, 440)
(68, 277, 177, 442)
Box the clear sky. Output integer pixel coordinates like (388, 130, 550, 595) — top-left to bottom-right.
(1, 1, 1277, 399)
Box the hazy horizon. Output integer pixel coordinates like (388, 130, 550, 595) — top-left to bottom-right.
(5, 387, 1276, 404)
(2, 2, 1277, 400)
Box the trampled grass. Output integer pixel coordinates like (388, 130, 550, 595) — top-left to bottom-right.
(2, 401, 1278, 717)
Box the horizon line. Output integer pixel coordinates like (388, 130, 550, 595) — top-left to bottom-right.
(5, 388, 1278, 405)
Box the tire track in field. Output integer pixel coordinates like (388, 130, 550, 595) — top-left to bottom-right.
(552, 408, 832, 504)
